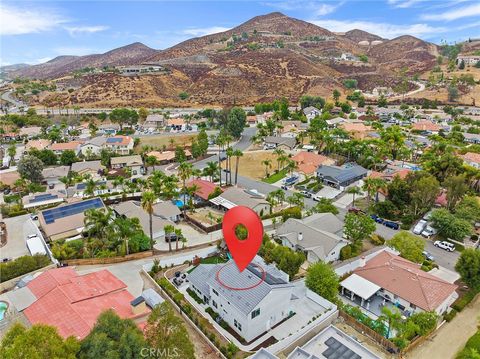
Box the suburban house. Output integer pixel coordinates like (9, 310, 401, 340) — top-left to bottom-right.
(339, 251, 458, 316)
(253, 325, 380, 359)
(187, 179, 221, 203)
(143, 114, 165, 129)
(103, 135, 134, 155)
(112, 200, 175, 241)
(97, 123, 120, 135)
(167, 118, 185, 131)
(71, 160, 106, 179)
(25, 139, 51, 153)
(49, 141, 82, 155)
(263, 136, 297, 150)
(456, 55, 480, 66)
(22, 191, 66, 209)
(326, 117, 347, 127)
(276, 213, 348, 263)
(303, 106, 321, 121)
(187, 256, 294, 342)
(80, 136, 107, 157)
(6, 267, 149, 339)
(153, 201, 182, 222)
(411, 120, 441, 133)
(462, 152, 480, 169)
(210, 187, 270, 215)
(42, 165, 70, 187)
(39, 197, 106, 240)
(146, 150, 176, 164)
(340, 122, 374, 140)
(462, 132, 480, 144)
(19, 126, 42, 139)
(316, 164, 368, 190)
(292, 152, 335, 175)
(110, 155, 144, 176)
(66, 180, 118, 198)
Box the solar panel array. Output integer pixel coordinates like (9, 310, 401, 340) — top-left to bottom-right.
(322, 337, 361, 359)
(30, 193, 59, 203)
(106, 137, 122, 143)
(42, 198, 103, 224)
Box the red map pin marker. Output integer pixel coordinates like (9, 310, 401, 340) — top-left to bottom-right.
(222, 206, 263, 272)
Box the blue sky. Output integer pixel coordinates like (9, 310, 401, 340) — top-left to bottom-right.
(1, 0, 480, 66)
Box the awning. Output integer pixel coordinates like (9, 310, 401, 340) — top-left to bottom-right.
(209, 196, 236, 210)
(340, 274, 381, 300)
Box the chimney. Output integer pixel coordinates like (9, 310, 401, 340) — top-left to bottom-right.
(359, 256, 366, 267)
(298, 232, 303, 241)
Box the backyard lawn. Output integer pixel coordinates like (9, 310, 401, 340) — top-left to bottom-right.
(135, 133, 197, 152)
(188, 208, 224, 226)
(263, 169, 288, 184)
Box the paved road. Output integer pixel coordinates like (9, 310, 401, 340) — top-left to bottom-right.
(1, 90, 26, 113)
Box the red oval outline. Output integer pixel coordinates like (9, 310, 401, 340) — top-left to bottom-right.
(215, 262, 266, 291)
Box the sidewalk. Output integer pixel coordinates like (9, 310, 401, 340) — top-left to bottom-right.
(404, 293, 480, 359)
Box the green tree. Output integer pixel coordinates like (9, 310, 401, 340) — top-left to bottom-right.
(444, 174, 468, 211)
(177, 161, 193, 215)
(305, 261, 339, 303)
(178, 91, 189, 100)
(78, 310, 146, 359)
(431, 209, 472, 241)
(37, 149, 58, 166)
(410, 174, 440, 216)
(141, 191, 156, 250)
(458, 59, 465, 70)
(17, 155, 44, 183)
(144, 302, 195, 359)
(7, 144, 16, 165)
(310, 198, 339, 215)
(346, 186, 362, 208)
(455, 249, 480, 289)
(332, 89, 341, 105)
(164, 224, 174, 252)
(409, 311, 438, 336)
(60, 150, 77, 166)
(1, 323, 79, 359)
(387, 231, 425, 263)
(359, 54, 368, 63)
(109, 108, 139, 130)
(448, 85, 459, 102)
(227, 107, 246, 138)
(362, 177, 387, 207)
(380, 125, 405, 160)
(455, 196, 480, 223)
(138, 107, 149, 122)
(344, 213, 376, 248)
(377, 94, 388, 107)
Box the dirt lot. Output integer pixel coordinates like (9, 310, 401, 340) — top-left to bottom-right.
(135, 133, 197, 152)
(404, 293, 480, 359)
(237, 150, 279, 180)
(188, 208, 224, 226)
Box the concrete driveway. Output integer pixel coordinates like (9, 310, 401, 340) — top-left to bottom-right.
(2, 214, 37, 260)
(153, 223, 223, 251)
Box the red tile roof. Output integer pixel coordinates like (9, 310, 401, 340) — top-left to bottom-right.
(50, 141, 82, 151)
(354, 251, 457, 311)
(412, 121, 441, 132)
(187, 179, 220, 200)
(292, 151, 335, 175)
(463, 152, 480, 164)
(24, 268, 148, 339)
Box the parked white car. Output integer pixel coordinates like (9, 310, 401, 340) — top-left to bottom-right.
(421, 226, 437, 238)
(26, 233, 38, 240)
(434, 240, 455, 252)
(413, 220, 427, 235)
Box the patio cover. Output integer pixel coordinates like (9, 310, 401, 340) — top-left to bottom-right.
(209, 196, 236, 210)
(341, 274, 381, 300)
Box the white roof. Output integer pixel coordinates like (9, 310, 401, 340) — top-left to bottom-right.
(209, 196, 236, 209)
(340, 273, 380, 300)
(26, 236, 47, 256)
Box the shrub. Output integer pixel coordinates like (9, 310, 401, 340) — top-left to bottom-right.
(340, 245, 353, 260)
(186, 288, 204, 304)
(444, 309, 457, 322)
(370, 234, 385, 245)
(452, 288, 479, 312)
(0, 255, 51, 283)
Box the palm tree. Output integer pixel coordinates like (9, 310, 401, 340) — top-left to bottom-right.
(346, 186, 362, 208)
(216, 134, 226, 186)
(7, 144, 16, 166)
(84, 208, 112, 240)
(164, 224, 175, 252)
(278, 154, 289, 171)
(273, 148, 286, 171)
(144, 155, 158, 174)
(226, 146, 234, 185)
(233, 149, 243, 185)
(84, 179, 97, 197)
(362, 177, 386, 208)
(174, 228, 183, 251)
(177, 161, 193, 215)
(141, 191, 156, 250)
(262, 159, 272, 178)
(202, 161, 219, 182)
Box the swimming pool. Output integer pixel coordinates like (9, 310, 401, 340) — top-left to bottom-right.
(0, 301, 8, 321)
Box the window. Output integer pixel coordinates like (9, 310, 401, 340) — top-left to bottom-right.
(234, 319, 242, 331)
(251, 308, 261, 319)
(212, 289, 219, 296)
(213, 300, 217, 308)
(410, 303, 416, 310)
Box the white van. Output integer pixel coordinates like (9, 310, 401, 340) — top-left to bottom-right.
(421, 226, 437, 238)
(413, 220, 427, 235)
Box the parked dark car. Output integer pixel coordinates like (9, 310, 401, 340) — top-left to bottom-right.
(370, 214, 384, 223)
(383, 220, 400, 230)
(165, 233, 181, 242)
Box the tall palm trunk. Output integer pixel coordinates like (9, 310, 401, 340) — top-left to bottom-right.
(235, 156, 240, 185)
(149, 212, 153, 250)
(218, 145, 222, 186)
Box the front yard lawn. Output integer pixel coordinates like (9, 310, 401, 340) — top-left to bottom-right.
(263, 169, 288, 184)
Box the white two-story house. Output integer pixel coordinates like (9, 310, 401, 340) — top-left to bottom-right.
(187, 256, 294, 342)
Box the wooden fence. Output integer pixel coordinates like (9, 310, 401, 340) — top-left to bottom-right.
(338, 310, 399, 354)
(185, 214, 222, 234)
(61, 250, 153, 266)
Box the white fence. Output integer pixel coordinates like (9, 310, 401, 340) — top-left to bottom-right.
(142, 246, 218, 271)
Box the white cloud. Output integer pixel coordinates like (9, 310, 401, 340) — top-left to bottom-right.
(65, 25, 109, 36)
(316, 3, 340, 16)
(0, 3, 67, 35)
(182, 26, 230, 37)
(308, 19, 447, 39)
(421, 3, 480, 21)
(32, 57, 53, 64)
(387, 0, 424, 8)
